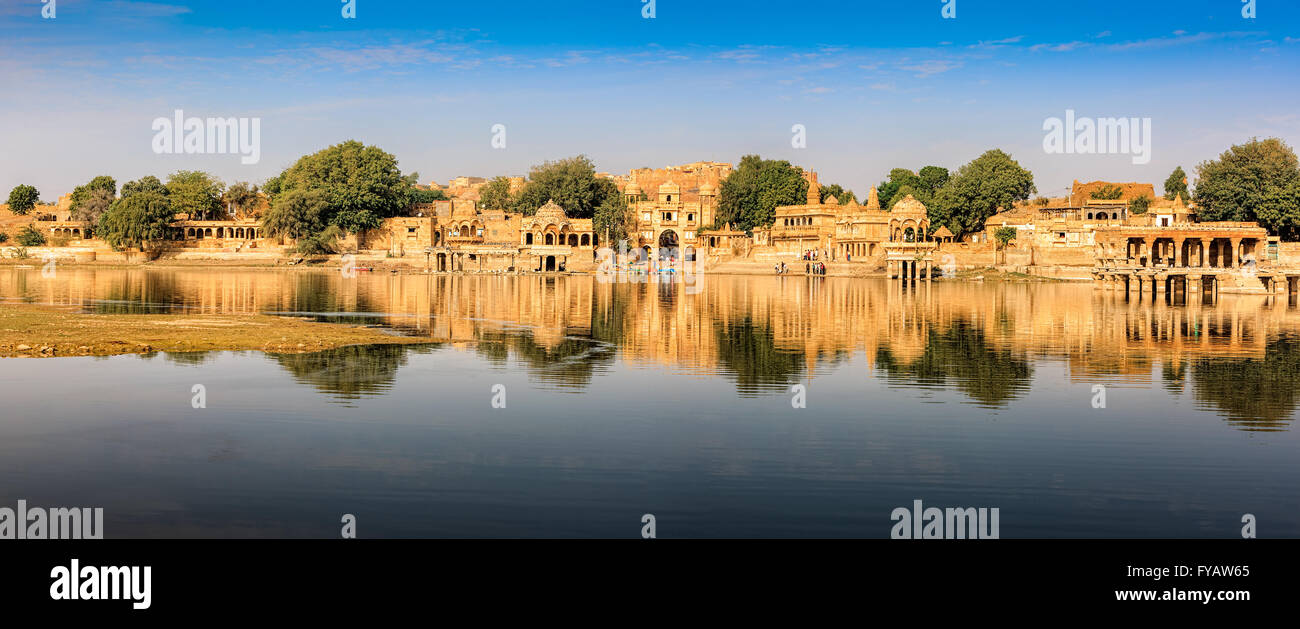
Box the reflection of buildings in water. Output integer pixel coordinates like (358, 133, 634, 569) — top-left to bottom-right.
(4, 268, 1299, 425)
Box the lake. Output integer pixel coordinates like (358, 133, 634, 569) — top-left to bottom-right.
(1, 267, 1297, 538)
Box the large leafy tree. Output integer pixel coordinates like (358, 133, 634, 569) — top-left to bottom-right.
(917, 166, 950, 196)
(261, 188, 331, 241)
(1194, 137, 1300, 239)
(511, 155, 617, 218)
(6, 185, 39, 215)
(408, 187, 449, 204)
(72, 188, 115, 224)
(166, 170, 225, 221)
(878, 168, 920, 208)
(479, 176, 513, 211)
(97, 191, 174, 250)
(121, 175, 168, 199)
(716, 155, 807, 232)
(264, 140, 413, 234)
(819, 184, 856, 204)
(1164, 166, 1189, 201)
(593, 193, 634, 243)
(878, 166, 948, 209)
(70, 176, 116, 215)
(223, 181, 261, 219)
(930, 149, 1036, 239)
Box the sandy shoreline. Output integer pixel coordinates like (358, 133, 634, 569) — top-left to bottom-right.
(0, 302, 437, 359)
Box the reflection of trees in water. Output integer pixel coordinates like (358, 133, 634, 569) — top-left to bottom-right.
(270, 344, 439, 403)
(874, 321, 1032, 408)
(714, 318, 806, 397)
(1179, 338, 1300, 431)
(96, 273, 184, 314)
(474, 330, 614, 389)
(160, 351, 218, 367)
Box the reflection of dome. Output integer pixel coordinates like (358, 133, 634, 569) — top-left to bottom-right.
(892, 194, 926, 214)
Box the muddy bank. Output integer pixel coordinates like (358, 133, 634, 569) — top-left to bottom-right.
(0, 302, 434, 358)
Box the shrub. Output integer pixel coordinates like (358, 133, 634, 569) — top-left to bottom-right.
(16, 224, 46, 247)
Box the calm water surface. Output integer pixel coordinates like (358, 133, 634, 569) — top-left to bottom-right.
(1, 268, 1298, 537)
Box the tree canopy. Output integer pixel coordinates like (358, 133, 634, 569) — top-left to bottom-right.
(929, 149, 1036, 239)
(478, 176, 513, 211)
(97, 190, 174, 250)
(716, 155, 807, 232)
(70, 176, 116, 215)
(1164, 166, 1189, 201)
(72, 188, 115, 224)
(593, 193, 634, 243)
(6, 185, 39, 215)
(121, 176, 168, 199)
(1194, 137, 1300, 240)
(166, 170, 225, 221)
(223, 181, 261, 218)
(819, 183, 856, 205)
(263, 140, 413, 235)
(510, 155, 617, 218)
(1090, 184, 1124, 200)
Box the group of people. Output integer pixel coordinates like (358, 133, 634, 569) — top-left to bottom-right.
(806, 261, 827, 275)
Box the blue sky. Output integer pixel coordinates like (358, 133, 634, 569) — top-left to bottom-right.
(2, 0, 1299, 200)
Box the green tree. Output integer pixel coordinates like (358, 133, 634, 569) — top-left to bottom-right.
(262, 188, 331, 241)
(166, 170, 225, 220)
(69, 176, 116, 215)
(994, 226, 1017, 249)
(917, 166, 950, 196)
(819, 184, 856, 204)
(6, 185, 39, 215)
(223, 181, 260, 218)
(0, 232, 8, 244)
(97, 191, 174, 250)
(1128, 195, 1151, 215)
(930, 149, 1036, 239)
(1164, 166, 1189, 201)
(716, 155, 807, 232)
(16, 224, 45, 247)
(121, 176, 168, 199)
(266, 140, 413, 234)
(878, 168, 920, 208)
(72, 188, 115, 224)
(408, 187, 449, 204)
(1090, 184, 1124, 200)
(479, 176, 514, 211)
(511, 155, 617, 218)
(1195, 137, 1300, 239)
(593, 193, 634, 244)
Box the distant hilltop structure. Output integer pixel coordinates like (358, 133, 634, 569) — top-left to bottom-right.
(611, 161, 733, 204)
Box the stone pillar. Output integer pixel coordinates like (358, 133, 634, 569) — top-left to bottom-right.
(1198, 239, 1209, 267)
(1174, 238, 1185, 267)
(1143, 238, 1155, 267)
(925, 260, 932, 281)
